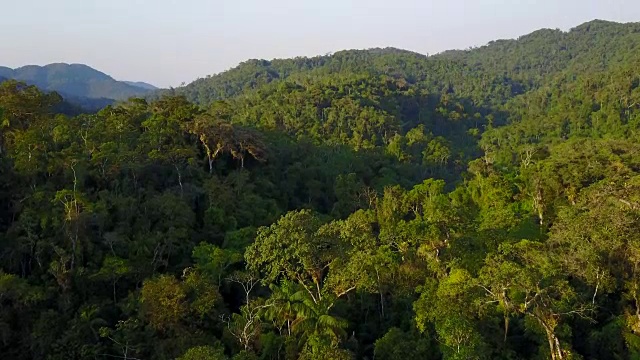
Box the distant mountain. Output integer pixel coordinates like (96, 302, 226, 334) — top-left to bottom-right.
(123, 81, 158, 91)
(0, 67, 13, 79)
(0, 63, 154, 101)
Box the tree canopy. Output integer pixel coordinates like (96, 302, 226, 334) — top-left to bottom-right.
(2, 19, 640, 360)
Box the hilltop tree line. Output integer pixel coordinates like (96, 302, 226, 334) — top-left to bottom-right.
(1, 19, 640, 360)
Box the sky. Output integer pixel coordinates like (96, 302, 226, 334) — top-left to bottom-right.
(1, 0, 639, 88)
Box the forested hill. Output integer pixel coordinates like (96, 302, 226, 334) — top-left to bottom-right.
(1, 19, 640, 360)
(437, 19, 640, 77)
(0, 63, 155, 101)
(163, 19, 640, 107)
(159, 48, 431, 104)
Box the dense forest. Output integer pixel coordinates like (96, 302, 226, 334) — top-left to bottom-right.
(1, 19, 640, 359)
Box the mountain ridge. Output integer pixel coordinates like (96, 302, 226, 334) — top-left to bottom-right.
(160, 19, 640, 106)
(0, 63, 156, 102)
(124, 81, 158, 90)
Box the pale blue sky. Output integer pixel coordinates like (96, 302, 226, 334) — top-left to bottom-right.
(1, 0, 639, 87)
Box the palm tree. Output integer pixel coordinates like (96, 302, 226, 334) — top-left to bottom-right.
(265, 281, 299, 336)
(290, 290, 348, 347)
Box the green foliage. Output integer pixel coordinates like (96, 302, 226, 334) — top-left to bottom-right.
(2, 20, 640, 360)
(374, 327, 436, 360)
(177, 345, 228, 360)
(140, 275, 188, 332)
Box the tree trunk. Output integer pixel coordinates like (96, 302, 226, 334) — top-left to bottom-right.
(112, 279, 117, 303)
(376, 269, 385, 319)
(504, 315, 509, 343)
(174, 165, 183, 196)
(554, 336, 564, 360)
(547, 334, 557, 360)
(541, 322, 563, 360)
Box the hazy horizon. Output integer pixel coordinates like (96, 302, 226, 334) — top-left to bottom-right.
(2, 0, 639, 88)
